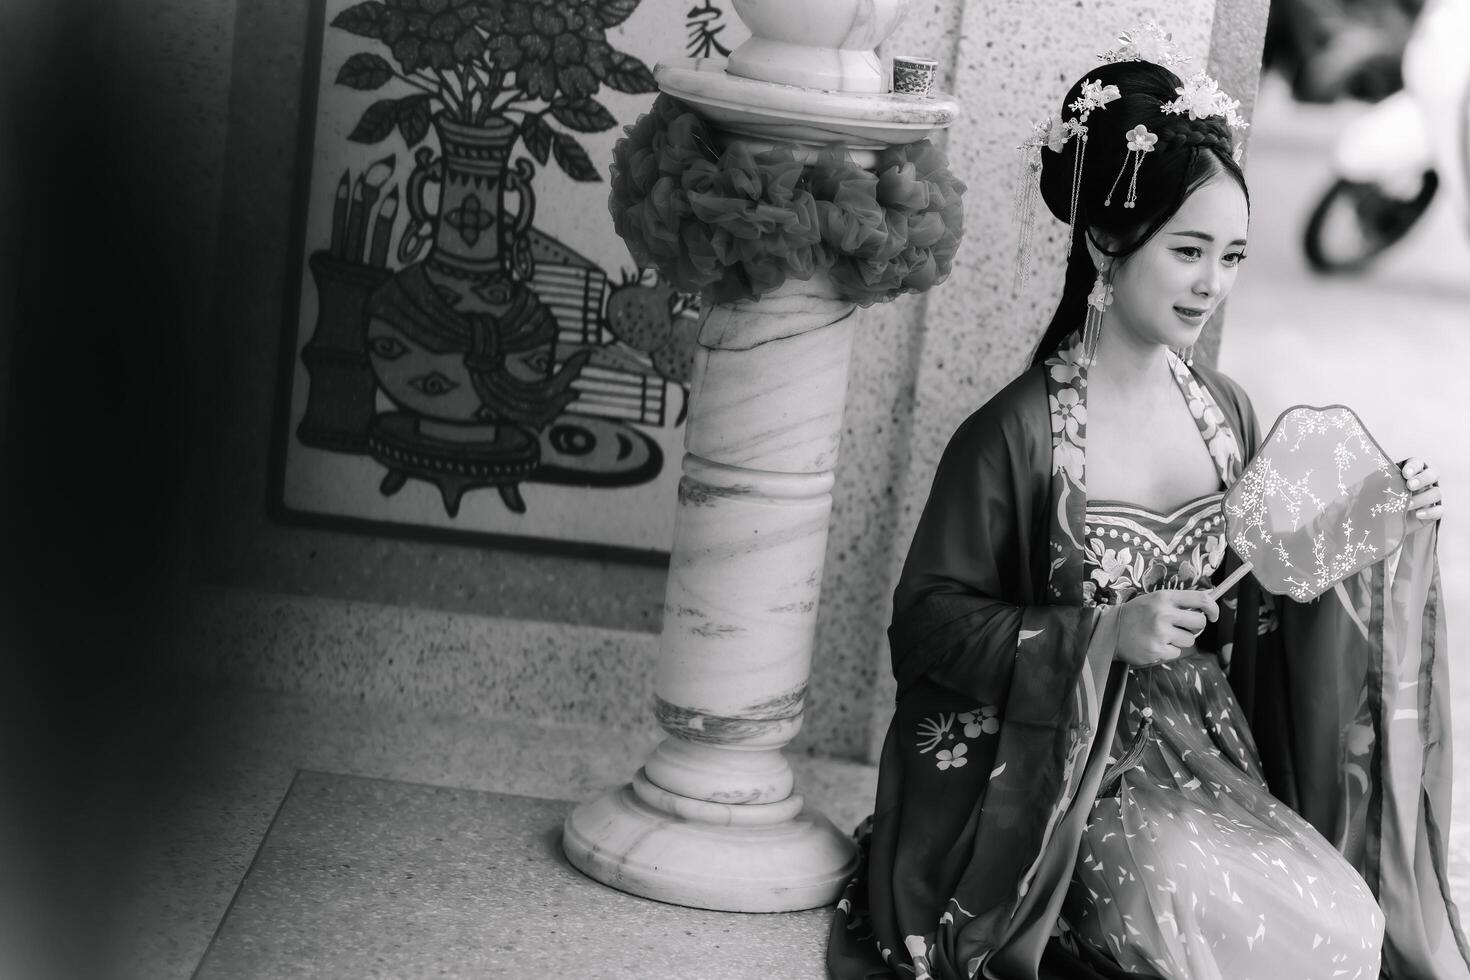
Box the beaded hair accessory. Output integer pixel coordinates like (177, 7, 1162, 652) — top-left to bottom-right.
(1014, 79, 1118, 279)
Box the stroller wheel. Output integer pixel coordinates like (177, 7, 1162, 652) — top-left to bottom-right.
(1302, 171, 1438, 274)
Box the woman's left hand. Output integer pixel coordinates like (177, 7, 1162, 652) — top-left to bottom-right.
(1402, 458, 1444, 525)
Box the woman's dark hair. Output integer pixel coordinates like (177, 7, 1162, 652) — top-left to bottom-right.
(1028, 60, 1249, 367)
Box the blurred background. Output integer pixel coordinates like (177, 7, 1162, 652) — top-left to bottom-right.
(1222, 0, 1470, 902)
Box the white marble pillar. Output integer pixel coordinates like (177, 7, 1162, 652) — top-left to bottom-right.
(564, 278, 862, 912)
(563, 0, 956, 912)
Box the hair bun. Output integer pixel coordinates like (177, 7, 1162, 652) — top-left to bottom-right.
(1037, 60, 1181, 225)
(1035, 60, 1238, 229)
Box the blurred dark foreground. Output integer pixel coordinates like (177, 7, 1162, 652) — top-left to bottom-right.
(1, 3, 208, 977)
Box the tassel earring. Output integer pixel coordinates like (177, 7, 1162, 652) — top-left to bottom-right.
(1085, 266, 1113, 365)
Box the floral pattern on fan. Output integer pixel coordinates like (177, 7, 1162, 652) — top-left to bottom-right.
(1221, 405, 1410, 601)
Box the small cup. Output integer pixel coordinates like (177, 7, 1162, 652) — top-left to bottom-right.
(891, 55, 938, 96)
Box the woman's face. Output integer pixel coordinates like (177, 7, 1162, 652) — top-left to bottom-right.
(1104, 174, 1249, 350)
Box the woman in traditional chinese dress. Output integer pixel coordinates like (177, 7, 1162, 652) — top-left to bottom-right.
(828, 36, 1464, 980)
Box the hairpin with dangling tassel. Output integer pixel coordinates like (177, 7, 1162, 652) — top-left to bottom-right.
(1012, 79, 1121, 285)
(1063, 79, 1121, 253)
(1013, 114, 1069, 287)
(1104, 124, 1157, 209)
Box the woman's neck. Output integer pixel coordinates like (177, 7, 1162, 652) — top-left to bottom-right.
(1090, 319, 1171, 392)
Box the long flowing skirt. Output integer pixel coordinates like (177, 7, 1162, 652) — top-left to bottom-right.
(1063, 650, 1384, 980)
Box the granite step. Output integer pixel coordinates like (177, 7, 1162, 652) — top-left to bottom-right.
(195, 771, 843, 979)
(113, 684, 878, 980)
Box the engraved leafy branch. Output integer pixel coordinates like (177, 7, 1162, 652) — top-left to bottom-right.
(331, 0, 658, 181)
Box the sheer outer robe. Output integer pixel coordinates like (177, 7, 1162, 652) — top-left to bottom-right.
(827, 359, 1468, 980)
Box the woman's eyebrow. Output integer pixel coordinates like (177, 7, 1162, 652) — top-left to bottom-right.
(1170, 230, 1248, 246)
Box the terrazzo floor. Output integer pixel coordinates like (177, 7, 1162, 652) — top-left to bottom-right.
(108, 685, 878, 980)
(192, 772, 838, 979)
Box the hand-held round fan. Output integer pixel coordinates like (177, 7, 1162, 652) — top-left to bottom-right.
(1206, 405, 1412, 603)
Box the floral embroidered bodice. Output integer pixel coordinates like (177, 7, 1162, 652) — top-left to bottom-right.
(1072, 350, 1243, 609)
(1083, 492, 1227, 606)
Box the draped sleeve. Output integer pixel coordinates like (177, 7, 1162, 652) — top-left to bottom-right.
(830, 366, 1127, 980)
(890, 367, 1111, 726)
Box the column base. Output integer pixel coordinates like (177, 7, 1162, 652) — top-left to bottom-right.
(562, 773, 858, 913)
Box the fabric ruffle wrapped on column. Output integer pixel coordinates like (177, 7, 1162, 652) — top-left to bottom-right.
(608, 94, 966, 307)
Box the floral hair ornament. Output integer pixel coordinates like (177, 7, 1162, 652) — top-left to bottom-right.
(1070, 78, 1123, 117)
(1161, 70, 1250, 133)
(1105, 124, 1158, 209)
(1012, 80, 1119, 284)
(1013, 21, 1190, 285)
(1097, 22, 1190, 69)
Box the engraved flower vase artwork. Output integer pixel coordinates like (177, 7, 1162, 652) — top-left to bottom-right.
(1210, 405, 1411, 602)
(296, 0, 671, 516)
(361, 111, 579, 513)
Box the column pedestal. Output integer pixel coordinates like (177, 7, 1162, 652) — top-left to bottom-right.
(563, 773, 855, 913)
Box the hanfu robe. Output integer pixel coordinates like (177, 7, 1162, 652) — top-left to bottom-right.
(827, 333, 1469, 980)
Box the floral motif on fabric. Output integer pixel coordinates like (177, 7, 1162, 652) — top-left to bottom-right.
(1168, 351, 1243, 484)
(1083, 496, 1228, 607)
(1045, 336, 1244, 608)
(1049, 387, 1087, 478)
(916, 705, 1001, 771)
(1066, 640, 1385, 979)
(1044, 335, 1091, 583)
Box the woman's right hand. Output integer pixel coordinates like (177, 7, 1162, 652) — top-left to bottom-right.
(1115, 589, 1219, 666)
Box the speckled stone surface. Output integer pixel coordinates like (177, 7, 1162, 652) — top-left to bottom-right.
(798, 5, 967, 760)
(182, 586, 660, 730)
(195, 772, 836, 979)
(109, 685, 878, 980)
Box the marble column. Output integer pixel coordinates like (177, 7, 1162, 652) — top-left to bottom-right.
(563, 0, 956, 912)
(563, 278, 862, 913)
